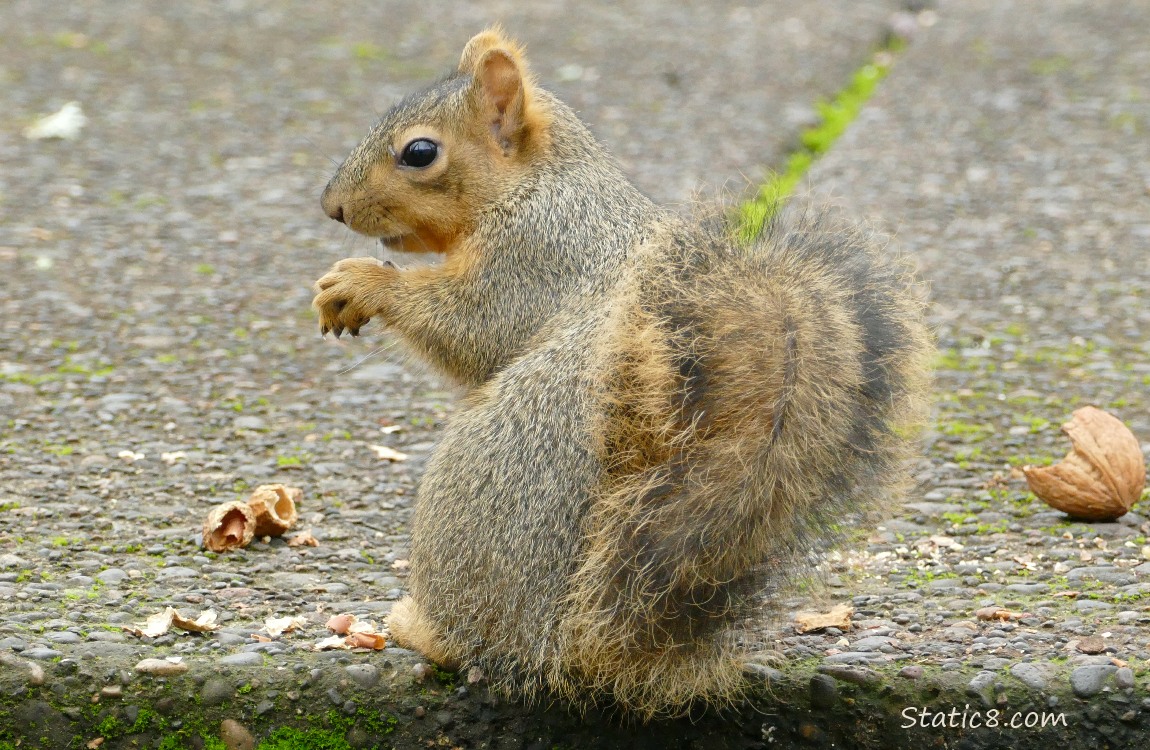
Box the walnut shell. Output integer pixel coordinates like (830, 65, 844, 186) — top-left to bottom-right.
(246, 484, 301, 537)
(202, 501, 257, 552)
(1023, 406, 1146, 521)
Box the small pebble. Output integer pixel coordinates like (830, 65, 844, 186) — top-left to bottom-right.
(1070, 665, 1118, 698)
(217, 652, 263, 667)
(135, 658, 189, 676)
(809, 674, 838, 709)
(344, 663, 380, 689)
(219, 718, 256, 750)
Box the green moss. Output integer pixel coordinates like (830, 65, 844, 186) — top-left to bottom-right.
(130, 708, 162, 734)
(933, 348, 983, 372)
(351, 41, 389, 61)
(96, 714, 122, 737)
(0, 371, 59, 386)
(259, 728, 352, 749)
(1007, 454, 1055, 468)
(57, 360, 115, 377)
(953, 446, 983, 468)
(42, 443, 74, 457)
(431, 665, 458, 689)
(973, 520, 1010, 534)
(1030, 55, 1072, 75)
(938, 419, 994, 442)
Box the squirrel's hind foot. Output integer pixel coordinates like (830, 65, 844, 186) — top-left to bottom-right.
(387, 596, 462, 670)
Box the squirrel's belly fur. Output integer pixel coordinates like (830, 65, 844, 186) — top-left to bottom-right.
(311, 26, 932, 720)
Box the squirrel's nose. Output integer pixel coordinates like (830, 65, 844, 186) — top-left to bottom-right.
(320, 185, 346, 223)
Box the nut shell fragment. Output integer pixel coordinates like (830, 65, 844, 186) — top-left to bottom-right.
(346, 632, 387, 650)
(202, 501, 257, 552)
(247, 484, 300, 536)
(326, 613, 356, 635)
(1023, 406, 1146, 521)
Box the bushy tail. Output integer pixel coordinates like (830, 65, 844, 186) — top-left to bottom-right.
(555, 213, 932, 718)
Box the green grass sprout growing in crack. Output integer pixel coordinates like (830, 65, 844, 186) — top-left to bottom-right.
(738, 41, 903, 238)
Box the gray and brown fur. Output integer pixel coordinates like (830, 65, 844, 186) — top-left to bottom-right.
(312, 27, 932, 719)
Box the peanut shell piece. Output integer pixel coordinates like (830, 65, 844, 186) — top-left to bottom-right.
(247, 483, 301, 537)
(202, 501, 256, 552)
(1023, 406, 1146, 522)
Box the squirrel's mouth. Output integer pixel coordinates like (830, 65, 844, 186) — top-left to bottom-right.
(378, 233, 408, 248)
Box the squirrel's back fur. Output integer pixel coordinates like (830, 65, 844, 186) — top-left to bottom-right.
(312, 27, 932, 719)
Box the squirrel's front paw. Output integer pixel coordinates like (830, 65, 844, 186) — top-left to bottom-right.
(312, 257, 397, 338)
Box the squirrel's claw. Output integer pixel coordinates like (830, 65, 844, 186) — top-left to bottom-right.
(312, 257, 395, 343)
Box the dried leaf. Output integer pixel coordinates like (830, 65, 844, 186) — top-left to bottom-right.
(368, 444, 408, 462)
(171, 609, 218, 633)
(1052, 590, 1081, 599)
(286, 530, 319, 547)
(794, 603, 853, 633)
(124, 608, 217, 637)
(251, 634, 272, 643)
(122, 608, 174, 638)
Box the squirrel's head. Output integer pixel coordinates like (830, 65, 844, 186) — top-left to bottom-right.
(320, 27, 550, 253)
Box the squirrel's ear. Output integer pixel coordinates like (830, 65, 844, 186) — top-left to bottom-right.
(473, 48, 537, 150)
(461, 28, 542, 152)
(458, 25, 521, 74)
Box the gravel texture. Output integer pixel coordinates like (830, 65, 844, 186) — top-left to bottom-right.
(2, 0, 1150, 748)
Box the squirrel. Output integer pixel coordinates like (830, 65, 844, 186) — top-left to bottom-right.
(311, 27, 932, 719)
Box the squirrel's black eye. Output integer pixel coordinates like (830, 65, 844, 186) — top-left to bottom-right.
(399, 139, 438, 168)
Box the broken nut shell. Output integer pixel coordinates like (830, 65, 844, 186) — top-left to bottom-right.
(1023, 406, 1146, 521)
(247, 484, 300, 537)
(202, 501, 257, 552)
